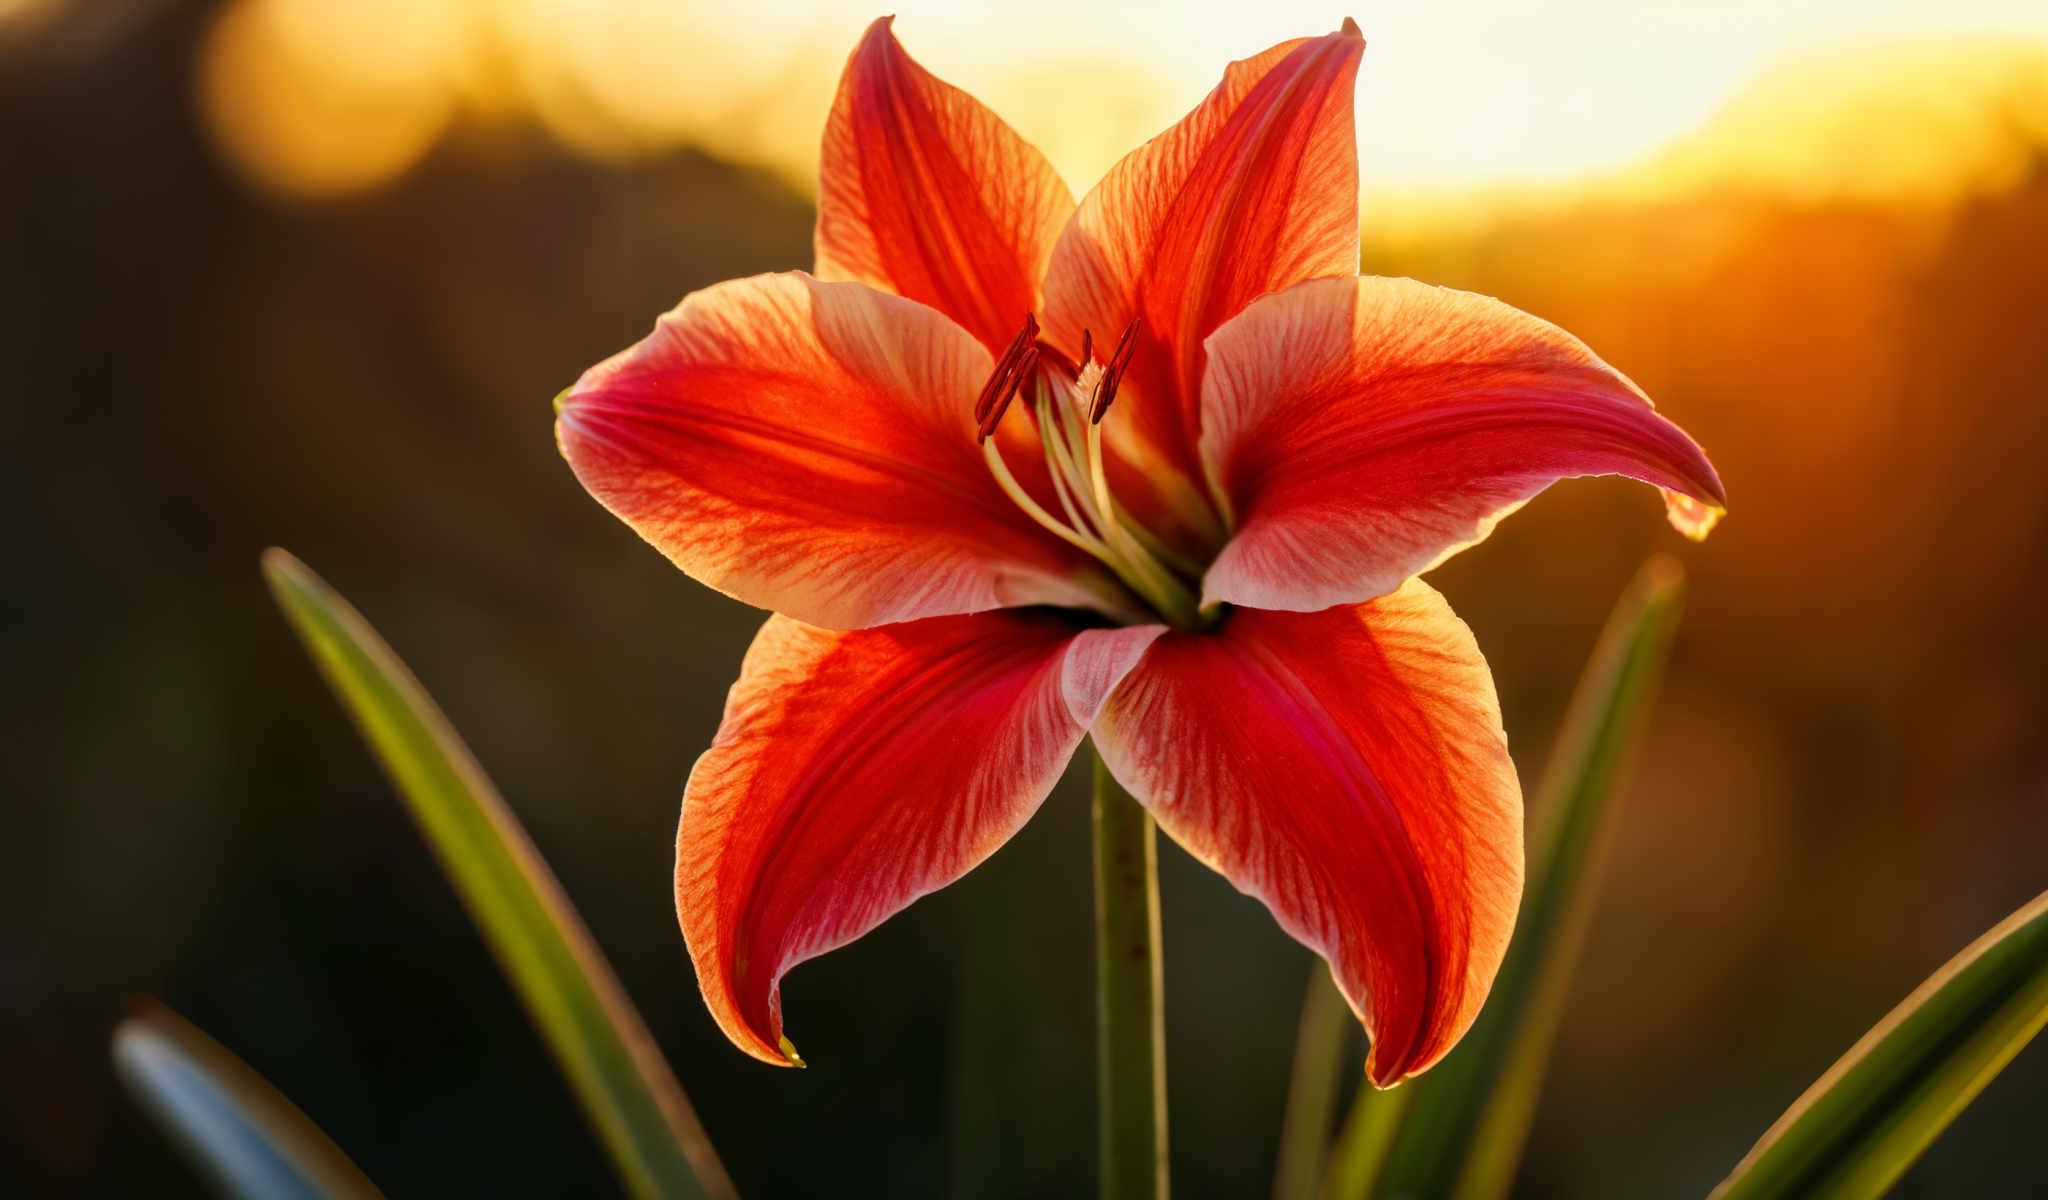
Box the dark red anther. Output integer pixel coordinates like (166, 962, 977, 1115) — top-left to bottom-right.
(1088, 318, 1142, 424)
(974, 314, 1039, 425)
(977, 346, 1039, 443)
(1077, 328, 1093, 371)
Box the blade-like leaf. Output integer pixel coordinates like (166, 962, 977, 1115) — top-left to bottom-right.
(1711, 887, 2048, 1200)
(1322, 557, 1687, 1199)
(1320, 1061, 1409, 1200)
(263, 549, 736, 1200)
(113, 1000, 384, 1200)
(1272, 965, 1355, 1200)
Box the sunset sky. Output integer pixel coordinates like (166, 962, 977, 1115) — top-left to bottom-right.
(182, 0, 2048, 199)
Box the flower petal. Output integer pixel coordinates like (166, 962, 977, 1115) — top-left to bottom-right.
(1201, 276, 1727, 612)
(815, 17, 1074, 355)
(1090, 583, 1522, 1086)
(557, 272, 1122, 630)
(1041, 24, 1365, 521)
(679, 611, 1163, 1064)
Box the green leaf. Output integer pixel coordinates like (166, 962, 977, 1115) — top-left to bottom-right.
(112, 1000, 384, 1200)
(1321, 557, 1688, 1199)
(1320, 1055, 1409, 1200)
(1710, 887, 2048, 1200)
(262, 549, 736, 1200)
(1271, 965, 1354, 1200)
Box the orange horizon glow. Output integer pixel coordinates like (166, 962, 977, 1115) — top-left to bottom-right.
(193, 0, 2048, 216)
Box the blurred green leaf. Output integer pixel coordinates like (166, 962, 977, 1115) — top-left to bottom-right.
(263, 549, 736, 1200)
(1272, 965, 1354, 1200)
(1322, 557, 1687, 1200)
(1710, 887, 2048, 1200)
(112, 1000, 384, 1200)
(1320, 1058, 1409, 1200)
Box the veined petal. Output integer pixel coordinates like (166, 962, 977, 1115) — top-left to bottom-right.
(1090, 584, 1522, 1086)
(1201, 276, 1727, 612)
(816, 17, 1075, 355)
(1042, 24, 1365, 520)
(679, 611, 1163, 1064)
(557, 272, 1118, 630)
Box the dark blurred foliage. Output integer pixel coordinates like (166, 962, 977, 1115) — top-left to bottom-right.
(4, 4, 2046, 1197)
(1382, 160, 2048, 1194)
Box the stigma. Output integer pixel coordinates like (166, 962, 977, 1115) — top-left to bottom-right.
(974, 316, 1208, 630)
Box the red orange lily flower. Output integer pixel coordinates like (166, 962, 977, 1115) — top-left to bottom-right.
(556, 17, 1724, 1087)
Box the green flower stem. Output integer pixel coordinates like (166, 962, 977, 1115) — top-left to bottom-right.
(1093, 747, 1167, 1200)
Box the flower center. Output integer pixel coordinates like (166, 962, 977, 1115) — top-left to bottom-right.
(975, 316, 1210, 630)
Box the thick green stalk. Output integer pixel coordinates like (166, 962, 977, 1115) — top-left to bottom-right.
(1093, 749, 1167, 1200)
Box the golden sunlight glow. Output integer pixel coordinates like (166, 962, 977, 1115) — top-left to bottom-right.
(200, 0, 467, 197)
(1639, 39, 2048, 208)
(1360, 37, 2048, 245)
(0, 0, 55, 29)
(195, 0, 2048, 205)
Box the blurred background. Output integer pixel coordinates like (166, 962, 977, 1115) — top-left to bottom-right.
(5, 0, 2047, 1195)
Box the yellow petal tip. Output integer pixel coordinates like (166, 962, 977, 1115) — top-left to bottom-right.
(778, 1036, 806, 1068)
(1664, 490, 1725, 541)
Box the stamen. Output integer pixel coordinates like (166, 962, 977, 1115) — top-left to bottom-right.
(970, 313, 1205, 630)
(1089, 318, 1142, 424)
(976, 346, 1038, 443)
(1084, 414, 1183, 615)
(1036, 399, 1102, 540)
(973, 314, 1038, 425)
(981, 434, 1108, 558)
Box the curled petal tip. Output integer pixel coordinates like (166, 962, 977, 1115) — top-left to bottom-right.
(1363, 1059, 1399, 1091)
(1340, 16, 1363, 38)
(777, 1035, 806, 1068)
(1664, 490, 1726, 541)
(1363, 1035, 1426, 1089)
(851, 15, 902, 65)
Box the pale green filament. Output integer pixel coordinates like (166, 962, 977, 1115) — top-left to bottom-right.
(980, 437, 1110, 560)
(982, 370, 1204, 630)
